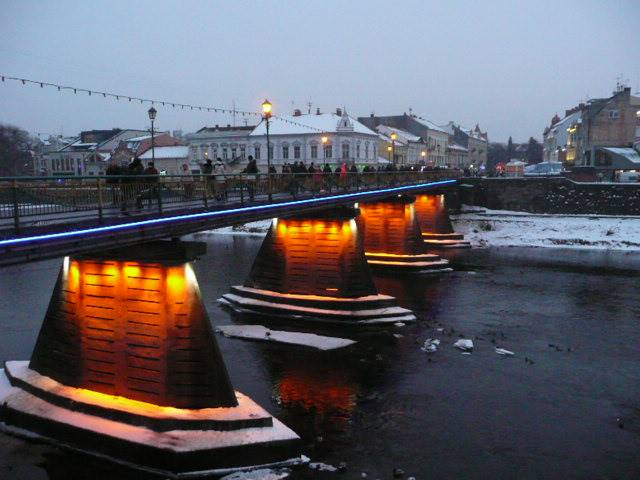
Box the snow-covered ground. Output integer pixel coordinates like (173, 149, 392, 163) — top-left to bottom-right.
(453, 207, 640, 251)
(198, 207, 640, 251)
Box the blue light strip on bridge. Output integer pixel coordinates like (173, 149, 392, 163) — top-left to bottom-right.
(0, 180, 456, 248)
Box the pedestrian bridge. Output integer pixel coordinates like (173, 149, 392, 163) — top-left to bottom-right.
(0, 171, 458, 266)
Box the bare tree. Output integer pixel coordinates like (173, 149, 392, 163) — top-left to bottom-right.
(0, 124, 34, 176)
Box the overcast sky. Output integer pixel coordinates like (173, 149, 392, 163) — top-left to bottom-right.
(1, 0, 638, 143)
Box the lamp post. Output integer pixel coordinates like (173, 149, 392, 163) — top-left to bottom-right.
(387, 145, 392, 163)
(321, 135, 328, 165)
(148, 106, 157, 164)
(262, 99, 272, 201)
(390, 132, 397, 165)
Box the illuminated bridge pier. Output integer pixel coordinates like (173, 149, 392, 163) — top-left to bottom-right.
(414, 194, 471, 249)
(358, 197, 452, 273)
(0, 242, 302, 476)
(220, 207, 416, 325)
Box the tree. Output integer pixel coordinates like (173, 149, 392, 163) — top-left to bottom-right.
(487, 142, 508, 172)
(506, 136, 514, 160)
(525, 137, 543, 164)
(0, 124, 34, 176)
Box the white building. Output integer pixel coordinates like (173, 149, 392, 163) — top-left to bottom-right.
(248, 109, 379, 169)
(139, 146, 190, 175)
(184, 125, 256, 170)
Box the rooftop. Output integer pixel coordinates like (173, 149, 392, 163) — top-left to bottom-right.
(139, 146, 190, 159)
(250, 113, 376, 136)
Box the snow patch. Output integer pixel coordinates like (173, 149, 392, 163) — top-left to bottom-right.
(495, 348, 515, 356)
(453, 339, 474, 352)
(420, 338, 440, 353)
(309, 462, 338, 472)
(216, 325, 355, 351)
(221, 468, 291, 480)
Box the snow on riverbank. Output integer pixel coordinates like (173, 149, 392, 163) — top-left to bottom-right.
(197, 220, 271, 237)
(197, 206, 640, 251)
(453, 207, 640, 251)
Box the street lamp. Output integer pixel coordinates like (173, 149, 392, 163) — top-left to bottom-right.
(262, 99, 273, 201)
(390, 132, 397, 164)
(387, 145, 392, 162)
(148, 106, 157, 164)
(321, 136, 328, 165)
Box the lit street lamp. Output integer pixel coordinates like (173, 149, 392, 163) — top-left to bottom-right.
(148, 106, 157, 164)
(262, 99, 273, 201)
(390, 132, 397, 164)
(321, 135, 328, 164)
(387, 145, 392, 162)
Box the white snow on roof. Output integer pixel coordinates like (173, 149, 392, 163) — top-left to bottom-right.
(413, 117, 448, 134)
(250, 113, 376, 136)
(126, 134, 152, 142)
(448, 143, 468, 152)
(139, 146, 189, 159)
(602, 147, 640, 163)
(376, 125, 421, 142)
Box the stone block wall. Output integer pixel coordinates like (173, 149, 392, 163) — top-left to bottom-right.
(459, 177, 640, 215)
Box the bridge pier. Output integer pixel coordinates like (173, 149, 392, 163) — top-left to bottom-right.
(0, 242, 302, 476)
(220, 207, 416, 325)
(358, 197, 452, 273)
(414, 194, 471, 248)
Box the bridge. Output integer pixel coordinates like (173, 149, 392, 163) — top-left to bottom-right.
(0, 171, 458, 265)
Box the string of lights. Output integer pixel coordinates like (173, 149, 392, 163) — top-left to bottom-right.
(0, 73, 330, 134)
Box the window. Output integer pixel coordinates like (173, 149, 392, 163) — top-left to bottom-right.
(342, 143, 350, 159)
(365, 142, 369, 159)
(356, 144, 360, 158)
(324, 144, 332, 159)
(294, 145, 301, 159)
(240, 145, 246, 159)
(231, 147, 237, 159)
(282, 146, 289, 159)
(254, 145, 261, 160)
(268, 145, 274, 159)
(609, 109, 620, 119)
(222, 148, 228, 160)
(311, 145, 318, 159)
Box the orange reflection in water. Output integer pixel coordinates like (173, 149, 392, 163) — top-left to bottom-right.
(277, 366, 356, 422)
(30, 256, 237, 409)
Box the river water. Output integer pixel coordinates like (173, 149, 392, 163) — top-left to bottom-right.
(1, 234, 639, 479)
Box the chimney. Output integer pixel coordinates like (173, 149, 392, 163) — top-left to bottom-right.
(370, 113, 374, 118)
(316, 107, 321, 115)
(293, 109, 302, 116)
(227, 124, 231, 128)
(215, 124, 219, 129)
(336, 107, 342, 116)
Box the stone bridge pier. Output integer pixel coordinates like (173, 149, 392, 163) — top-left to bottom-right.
(220, 206, 416, 325)
(414, 193, 471, 248)
(358, 196, 453, 272)
(0, 242, 302, 476)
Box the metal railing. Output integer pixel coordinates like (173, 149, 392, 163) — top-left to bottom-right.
(0, 170, 460, 235)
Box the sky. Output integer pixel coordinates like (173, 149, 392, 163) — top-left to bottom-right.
(0, 0, 639, 143)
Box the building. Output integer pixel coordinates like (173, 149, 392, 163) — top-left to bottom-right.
(32, 135, 75, 175)
(184, 124, 256, 171)
(375, 125, 427, 165)
(44, 129, 149, 176)
(110, 132, 185, 167)
(543, 86, 640, 175)
(359, 113, 450, 167)
(447, 143, 469, 169)
(139, 145, 191, 175)
(247, 108, 379, 169)
(440, 122, 488, 168)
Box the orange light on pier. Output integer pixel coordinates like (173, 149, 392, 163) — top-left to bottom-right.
(29, 255, 237, 409)
(246, 216, 376, 298)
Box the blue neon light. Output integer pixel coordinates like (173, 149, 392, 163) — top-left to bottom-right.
(0, 180, 456, 247)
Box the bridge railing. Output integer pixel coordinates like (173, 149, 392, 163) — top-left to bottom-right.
(0, 169, 460, 235)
